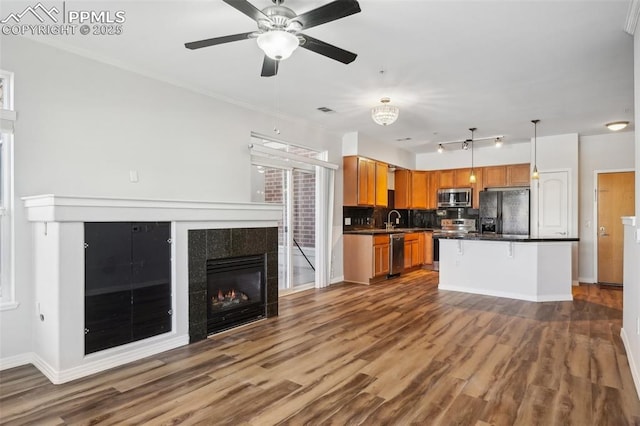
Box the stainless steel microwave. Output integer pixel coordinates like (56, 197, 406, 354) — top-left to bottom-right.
(437, 188, 472, 208)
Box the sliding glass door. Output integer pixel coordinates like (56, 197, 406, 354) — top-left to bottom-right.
(251, 164, 316, 292)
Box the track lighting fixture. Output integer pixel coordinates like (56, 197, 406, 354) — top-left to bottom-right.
(434, 133, 504, 153)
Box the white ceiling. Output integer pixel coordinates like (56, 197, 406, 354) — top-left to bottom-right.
(12, 0, 635, 153)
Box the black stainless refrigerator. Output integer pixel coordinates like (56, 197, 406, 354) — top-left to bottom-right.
(479, 189, 530, 235)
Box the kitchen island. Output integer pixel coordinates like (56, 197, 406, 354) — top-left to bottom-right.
(436, 234, 579, 302)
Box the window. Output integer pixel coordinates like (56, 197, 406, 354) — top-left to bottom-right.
(0, 69, 16, 310)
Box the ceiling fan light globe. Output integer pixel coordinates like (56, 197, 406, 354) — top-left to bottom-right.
(257, 30, 299, 60)
(605, 121, 629, 131)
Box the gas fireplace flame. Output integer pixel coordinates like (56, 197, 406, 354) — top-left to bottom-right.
(212, 289, 250, 309)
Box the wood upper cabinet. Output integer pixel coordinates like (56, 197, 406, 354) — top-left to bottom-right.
(394, 169, 411, 209)
(343, 156, 388, 207)
(426, 171, 439, 209)
(454, 168, 473, 188)
(411, 171, 428, 209)
(482, 163, 530, 189)
(375, 162, 389, 207)
(483, 166, 508, 188)
(395, 170, 427, 209)
(438, 169, 455, 188)
(507, 163, 531, 187)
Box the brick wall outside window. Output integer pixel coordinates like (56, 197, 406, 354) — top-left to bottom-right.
(262, 145, 318, 249)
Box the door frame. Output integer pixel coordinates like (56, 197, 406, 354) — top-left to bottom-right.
(593, 168, 634, 284)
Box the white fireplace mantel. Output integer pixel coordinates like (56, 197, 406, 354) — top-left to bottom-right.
(22, 194, 282, 223)
(22, 194, 282, 384)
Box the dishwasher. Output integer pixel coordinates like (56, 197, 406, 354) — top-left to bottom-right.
(389, 233, 405, 277)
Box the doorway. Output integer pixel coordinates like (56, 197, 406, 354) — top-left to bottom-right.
(596, 171, 635, 286)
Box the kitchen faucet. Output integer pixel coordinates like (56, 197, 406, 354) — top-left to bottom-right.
(386, 210, 401, 230)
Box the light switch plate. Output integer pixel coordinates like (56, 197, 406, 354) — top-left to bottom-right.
(129, 170, 139, 183)
(345, 217, 351, 225)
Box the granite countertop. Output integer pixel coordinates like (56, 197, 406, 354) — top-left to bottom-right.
(433, 233, 579, 242)
(343, 227, 439, 235)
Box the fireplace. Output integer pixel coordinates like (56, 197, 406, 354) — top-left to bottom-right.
(206, 254, 266, 333)
(188, 227, 278, 343)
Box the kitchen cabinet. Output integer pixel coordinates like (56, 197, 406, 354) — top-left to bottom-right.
(507, 163, 531, 187)
(438, 169, 455, 188)
(343, 234, 391, 284)
(426, 171, 438, 209)
(423, 231, 433, 265)
(454, 168, 473, 188)
(404, 232, 422, 269)
(482, 163, 530, 188)
(373, 235, 390, 277)
(471, 167, 483, 209)
(343, 156, 388, 207)
(483, 166, 507, 188)
(395, 170, 427, 209)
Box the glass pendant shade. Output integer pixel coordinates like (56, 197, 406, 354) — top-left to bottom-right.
(531, 119, 540, 180)
(469, 170, 476, 184)
(257, 31, 299, 60)
(371, 97, 399, 126)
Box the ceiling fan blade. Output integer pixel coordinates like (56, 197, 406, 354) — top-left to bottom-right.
(295, 0, 361, 30)
(222, 0, 269, 22)
(185, 32, 254, 50)
(299, 34, 357, 64)
(261, 56, 279, 77)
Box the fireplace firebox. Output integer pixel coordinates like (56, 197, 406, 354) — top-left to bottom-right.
(206, 254, 266, 334)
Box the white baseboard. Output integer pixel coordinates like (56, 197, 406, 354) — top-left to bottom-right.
(4, 335, 188, 384)
(331, 275, 344, 285)
(438, 284, 573, 302)
(621, 328, 640, 400)
(578, 276, 595, 284)
(0, 352, 34, 371)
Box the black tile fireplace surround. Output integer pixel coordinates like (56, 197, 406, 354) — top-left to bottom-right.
(188, 227, 278, 342)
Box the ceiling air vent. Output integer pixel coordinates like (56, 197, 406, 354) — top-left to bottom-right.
(317, 107, 336, 113)
(395, 137, 412, 141)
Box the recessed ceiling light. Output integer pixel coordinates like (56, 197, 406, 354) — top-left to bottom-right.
(606, 121, 629, 131)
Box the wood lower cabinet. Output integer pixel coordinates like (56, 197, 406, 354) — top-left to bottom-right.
(84, 222, 172, 354)
(343, 234, 390, 284)
(404, 233, 422, 269)
(373, 235, 390, 277)
(423, 231, 433, 265)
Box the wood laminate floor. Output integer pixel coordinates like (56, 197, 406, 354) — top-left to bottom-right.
(1, 270, 640, 425)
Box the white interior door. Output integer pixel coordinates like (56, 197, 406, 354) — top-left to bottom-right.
(537, 171, 569, 237)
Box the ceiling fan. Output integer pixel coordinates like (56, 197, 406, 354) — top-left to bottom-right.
(185, 0, 361, 77)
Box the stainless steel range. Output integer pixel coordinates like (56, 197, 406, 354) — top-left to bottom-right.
(439, 218, 477, 234)
(433, 219, 477, 271)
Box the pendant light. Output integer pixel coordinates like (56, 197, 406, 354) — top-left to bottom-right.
(531, 119, 540, 180)
(469, 127, 477, 184)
